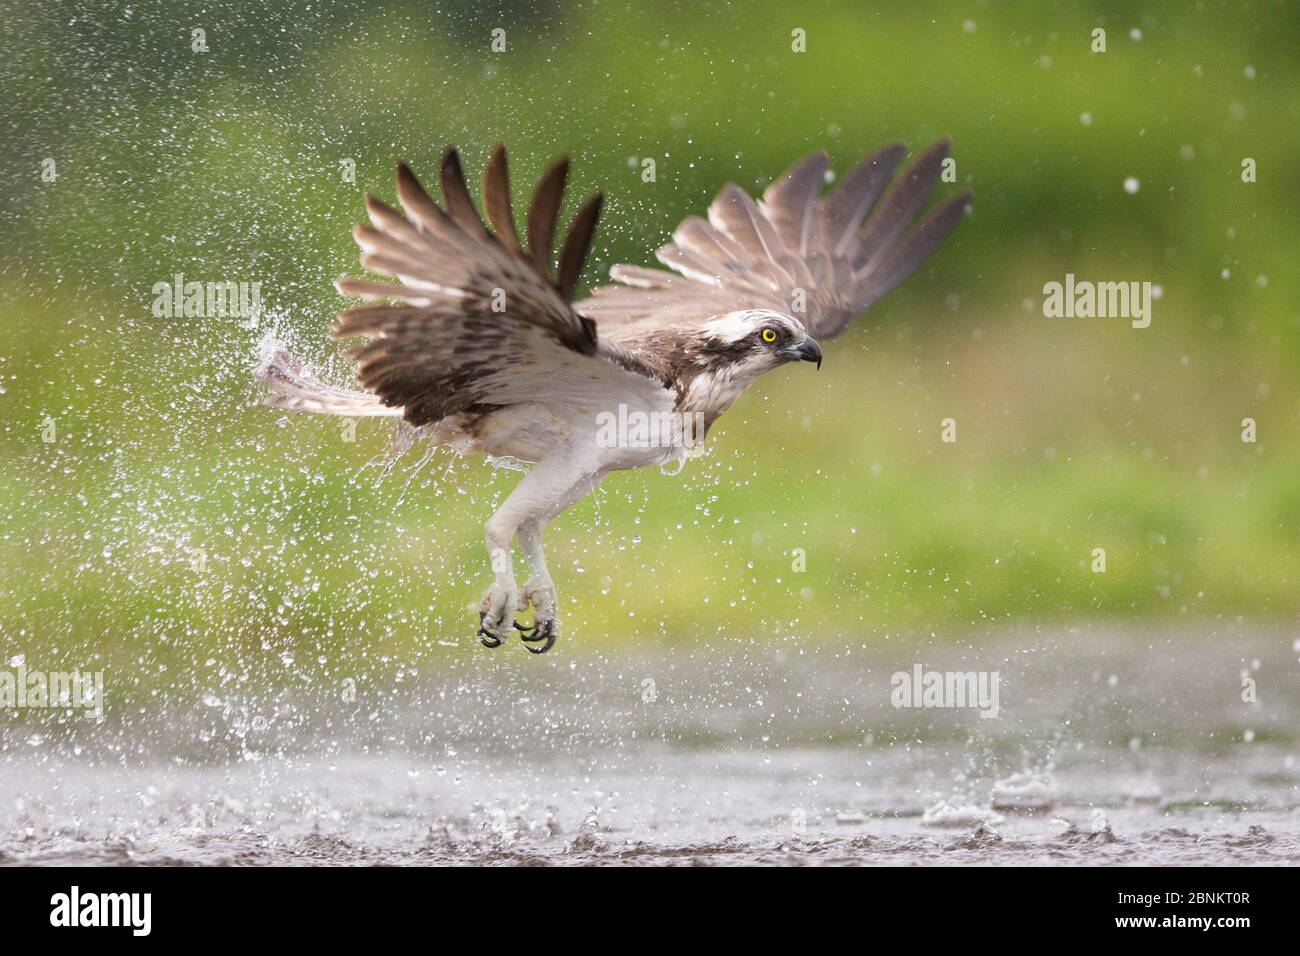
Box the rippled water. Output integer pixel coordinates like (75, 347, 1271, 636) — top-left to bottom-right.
(2, 625, 1297, 865)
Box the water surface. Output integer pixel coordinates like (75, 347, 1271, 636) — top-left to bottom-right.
(2, 625, 1296, 865)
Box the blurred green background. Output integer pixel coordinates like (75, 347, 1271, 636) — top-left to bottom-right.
(1, 0, 1298, 690)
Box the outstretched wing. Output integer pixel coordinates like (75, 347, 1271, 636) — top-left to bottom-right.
(578, 140, 969, 342)
(333, 145, 670, 427)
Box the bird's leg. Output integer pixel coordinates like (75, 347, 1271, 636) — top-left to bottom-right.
(514, 469, 608, 653)
(475, 460, 594, 648)
(516, 517, 558, 653)
(478, 506, 524, 647)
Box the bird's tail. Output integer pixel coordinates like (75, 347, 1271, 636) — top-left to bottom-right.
(254, 348, 402, 417)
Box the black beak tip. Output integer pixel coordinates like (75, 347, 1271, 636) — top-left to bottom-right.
(802, 338, 823, 370)
(781, 337, 823, 369)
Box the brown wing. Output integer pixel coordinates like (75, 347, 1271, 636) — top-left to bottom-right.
(579, 140, 970, 343)
(330, 145, 665, 426)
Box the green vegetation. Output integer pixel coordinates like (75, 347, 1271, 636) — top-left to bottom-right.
(1, 1, 1297, 683)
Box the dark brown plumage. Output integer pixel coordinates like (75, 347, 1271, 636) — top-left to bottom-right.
(526, 158, 569, 281)
(482, 143, 521, 255)
(557, 192, 603, 302)
(329, 146, 604, 425)
(438, 149, 485, 236)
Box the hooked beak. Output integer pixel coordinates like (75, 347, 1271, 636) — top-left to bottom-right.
(784, 336, 822, 370)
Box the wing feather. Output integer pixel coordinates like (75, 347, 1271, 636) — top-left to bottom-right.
(851, 139, 949, 274)
(527, 158, 569, 281)
(557, 192, 603, 301)
(395, 164, 459, 239)
(582, 139, 967, 344)
(707, 184, 794, 292)
(328, 149, 662, 427)
(438, 149, 487, 236)
(760, 150, 828, 256)
(822, 142, 905, 257)
(482, 143, 523, 255)
(856, 189, 971, 309)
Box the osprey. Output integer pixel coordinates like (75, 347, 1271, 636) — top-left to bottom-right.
(258, 142, 969, 652)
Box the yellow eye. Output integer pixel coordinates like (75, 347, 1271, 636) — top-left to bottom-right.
(761, 327, 778, 343)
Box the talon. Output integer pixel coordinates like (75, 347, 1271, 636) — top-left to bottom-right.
(513, 620, 538, 638)
(477, 611, 506, 648)
(519, 619, 556, 654)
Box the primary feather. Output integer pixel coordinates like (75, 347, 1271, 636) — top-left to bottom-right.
(582, 139, 970, 343)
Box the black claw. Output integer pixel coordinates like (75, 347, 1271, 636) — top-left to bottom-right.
(519, 619, 556, 654)
(479, 613, 554, 653)
(477, 611, 505, 648)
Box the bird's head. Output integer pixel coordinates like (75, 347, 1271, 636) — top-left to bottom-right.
(697, 309, 822, 379)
